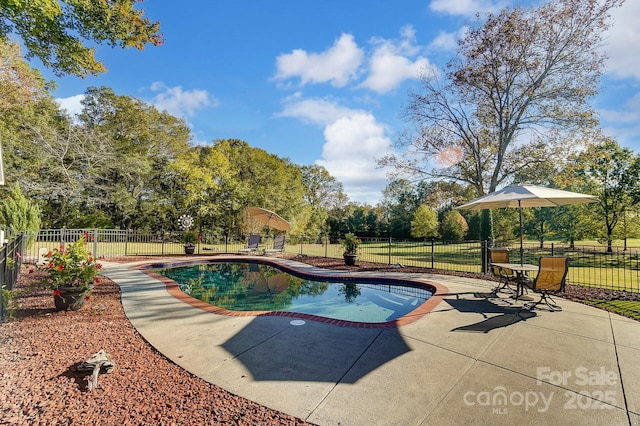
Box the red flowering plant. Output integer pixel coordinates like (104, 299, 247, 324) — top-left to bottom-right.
(40, 235, 102, 300)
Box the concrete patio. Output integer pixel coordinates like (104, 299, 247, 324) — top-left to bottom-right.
(103, 256, 640, 426)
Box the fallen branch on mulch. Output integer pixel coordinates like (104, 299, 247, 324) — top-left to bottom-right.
(77, 349, 115, 391)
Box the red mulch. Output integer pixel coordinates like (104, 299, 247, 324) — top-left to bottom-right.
(0, 266, 309, 425)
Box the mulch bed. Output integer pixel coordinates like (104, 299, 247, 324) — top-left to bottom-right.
(0, 265, 309, 425)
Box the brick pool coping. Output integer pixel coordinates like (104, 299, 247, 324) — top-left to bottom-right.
(133, 256, 448, 329)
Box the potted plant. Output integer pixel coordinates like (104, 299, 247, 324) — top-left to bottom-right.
(182, 230, 198, 255)
(41, 235, 102, 311)
(341, 233, 361, 266)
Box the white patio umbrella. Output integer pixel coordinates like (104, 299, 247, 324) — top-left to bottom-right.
(457, 184, 599, 263)
(246, 207, 291, 232)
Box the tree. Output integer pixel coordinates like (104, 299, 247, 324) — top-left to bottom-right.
(0, 0, 163, 77)
(300, 165, 347, 236)
(571, 138, 640, 252)
(0, 183, 40, 243)
(0, 39, 52, 111)
(523, 208, 555, 249)
(77, 86, 191, 230)
(381, 0, 622, 197)
(212, 139, 305, 236)
(0, 38, 61, 193)
(550, 204, 593, 248)
(410, 205, 438, 241)
(171, 146, 232, 231)
(440, 210, 468, 242)
(491, 208, 517, 243)
(381, 179, 421, 238)
(416, 180, 472, 212)
(32, 121, 117, 227)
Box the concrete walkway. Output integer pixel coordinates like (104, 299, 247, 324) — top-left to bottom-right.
(103, 256, 640, 426)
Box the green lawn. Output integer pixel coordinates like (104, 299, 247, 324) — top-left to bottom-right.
(583, 300, 640, 320)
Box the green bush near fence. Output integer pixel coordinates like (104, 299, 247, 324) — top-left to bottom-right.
(1, 285, 18, 319)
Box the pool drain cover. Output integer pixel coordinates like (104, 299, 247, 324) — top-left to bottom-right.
(290, 319, 306, 326)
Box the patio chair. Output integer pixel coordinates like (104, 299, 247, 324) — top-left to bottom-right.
(489, 248, 516, 293)
(238, 234, 261, 254)
(264, 234, 285, 256)
(523, 257, 568, 311)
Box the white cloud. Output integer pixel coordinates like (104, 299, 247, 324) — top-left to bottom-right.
(55, 94, 85, 116)
(429, 32, 458, 51)
(605, 1, 640, 80)
(360, 26, 433, 93)
(278, 96, 390, 203)
(274, 33, 364, 87)
(594, 1, 640, 152)
(315, 113, 391, 204)
(429, 26, 469, 51)
(277, 93, 363, 126)
(429, 0, 508, 17)
(150, 82, 216, 118)
(599, 92, 640, 150)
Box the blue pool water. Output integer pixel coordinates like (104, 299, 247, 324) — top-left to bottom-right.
(155, 261, 433, 323)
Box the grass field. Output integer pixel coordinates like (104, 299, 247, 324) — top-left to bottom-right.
(584, 300, 640, 320)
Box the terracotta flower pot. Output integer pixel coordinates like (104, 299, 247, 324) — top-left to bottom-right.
(54, 286, 91, 311)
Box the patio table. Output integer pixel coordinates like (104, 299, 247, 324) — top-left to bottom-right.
(490, 262, 538, 301)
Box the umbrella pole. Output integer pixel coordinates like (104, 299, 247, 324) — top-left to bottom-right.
(519, 201, 524, 265)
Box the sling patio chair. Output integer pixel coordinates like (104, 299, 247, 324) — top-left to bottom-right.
(238, 234, 261, 254)
(523, 256, 569, 311)
(489, 248, 517, 294)
(264, 234, 286, 256)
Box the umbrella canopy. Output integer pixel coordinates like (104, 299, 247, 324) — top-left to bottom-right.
(246, 207, 291, 231)
(457, 184, 598, 263)
(457, 184, 599, 210)
(251, 273, 291, 294)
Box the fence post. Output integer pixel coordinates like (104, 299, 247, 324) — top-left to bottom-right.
(93, 228, 98, 258)
(0, 244, 5, 321)
(324, 233, 328, 258)
(388, 236, 392, 265)
(551, 242, 554, 256)
(431, 239, 435, 269)
(481, 240, 488, 274)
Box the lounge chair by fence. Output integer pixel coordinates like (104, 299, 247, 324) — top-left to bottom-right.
(265, 234, 286, 256)
(238, 234, 261, 254)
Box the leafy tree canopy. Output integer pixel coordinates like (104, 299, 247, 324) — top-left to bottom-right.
(0, 183, 41, 245)
(0, 0, 163, 77)
(410, 204, 438, 240)
(440, 210, 468, 242)
(570, 137, 640, 251)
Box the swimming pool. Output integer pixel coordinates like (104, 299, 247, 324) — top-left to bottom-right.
(152, 260, 435, 324)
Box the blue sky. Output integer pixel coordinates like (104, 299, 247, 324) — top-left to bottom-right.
(41, 0, 640, 205)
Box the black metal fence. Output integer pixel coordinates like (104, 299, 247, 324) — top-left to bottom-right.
(1, 232, 26, 321)
(15, 229, 640, 293)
